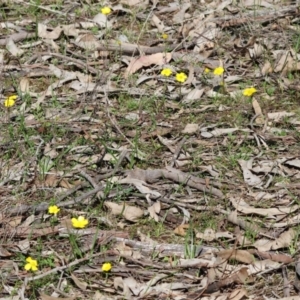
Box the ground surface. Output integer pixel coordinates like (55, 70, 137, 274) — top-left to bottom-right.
(1, 0, 300, 299)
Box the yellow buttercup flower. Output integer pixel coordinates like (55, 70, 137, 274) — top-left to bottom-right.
(204, 68, 210, 74)
(102, 262, 112, 272)
(176, 72, 187, 83)
(4, 95, 17, 107)
(161, 68, 172, 77)
(161, 33, 168, 40)
(71, 216, 89, 229)
(213, 67, 224, 76)
(101, 7, 111, 15)
(243, 87, 257, 97)
(24, 257, 38, 272)
(48, 205, 60, 216)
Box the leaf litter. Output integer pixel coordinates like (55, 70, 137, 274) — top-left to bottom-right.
(0, 0, 300, 299)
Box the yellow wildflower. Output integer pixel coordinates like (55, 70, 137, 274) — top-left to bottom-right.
(243, 87, 257, 97)
(175, 72, 187, 83)
(4, 95, 17, 107)
(213, 67, 224, 76)
(161, 68, 172, 77)
(101, 7, 111, 15)
(102, 262, 112, 272)
(204, 68, 210, 74)
(48, 205, 60, 216)
(161, 33, 168, 39)
(24, 257, 38, 272)
(71, 216, 89, 229)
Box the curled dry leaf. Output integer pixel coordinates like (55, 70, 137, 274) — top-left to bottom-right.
(104, 201, 144, 222)
(230, 197, 298, 217)
(6, 38, 24, 56)
(217, 249, 255, 264)
(252, 98, 265, 125)
(118, 177, 161, 198)
(38, 23, 63, 40)
(268, 111, 295, 121)
(40, 293, 75, 300)
(196, 228, 233, 241)
(71, 273, 88, 291)
(229, 288, 248, 300)
(92, 291, 115, 300)
(238, 159, 263, 187)
(174, 224, 189, 236)
(148, 201, 161, 222)
(151, 14, 165, 32)
(124, 52, 172, 77)
(254, 228, 296, 252)
(247, 259, 281, 275)
(181, 123, 198, 134)
(75, 34, 101, 50)
(93, 13, 112, 28)
(120, 0, 149, 6)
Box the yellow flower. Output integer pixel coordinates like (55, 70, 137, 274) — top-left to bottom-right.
(71, 216, 89, 229)
(176, 72, 187, 83)
(161, 33, 168, 39)
(161, 68, 172, 77)
(48, 205, 60, 216)
(204, 68, 210, 74)
(24, 257, 38, 272)
(4, 95, 17, 107)
(213, 67, 224, 76)
(101, 7, 111, 15)
(243, 87, 257, 97)
(102, 262, 112, 272)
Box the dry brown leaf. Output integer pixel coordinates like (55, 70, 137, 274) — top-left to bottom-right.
(43, 173, 58, 187)
(183, 88, 204, 104)
(75, 34, 101, 50)
(71, 272, 88, 291)
(59, 178, 73, 189)
(0, 247, 12, 257)
(196, 228, 215, 241)
(124, 53, 172, 77)
(181, 123, 198, 134)
(151, 14, 165, 32)
(120, 0, 149, 7)
(261, 60, 273, 75)
(238, 159, 263, 187)
(6, 38, 24, 56)
(206, 267, 253, 294)
(118, 177, 161, 198)
(254, 228, 296, 252)
(252, 98, 265, 124)
(218, 249, 255, 264)
(229, 288, 248, 300)
(148, 201, 161, 222)
(273, 50, 300, 75)
(38, 23, 63, 40)
(92, 290, 115, 300)
(7, 216, 22, 227)
(93, 13, 112, 28)
(40, 293, 75, 300)
(268, 111, 295, 121)
(19, 77, 30, 93)
(249, 250, 293, 263)
(196, 228, 234, 242)
(104, 201, 144, 222)
(230, 197, 298, 217)
(20, 214, 35, 227)
(174, 224, 189, 236)
(173, 3, 191, 24)
(248, 259, 281, 275)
